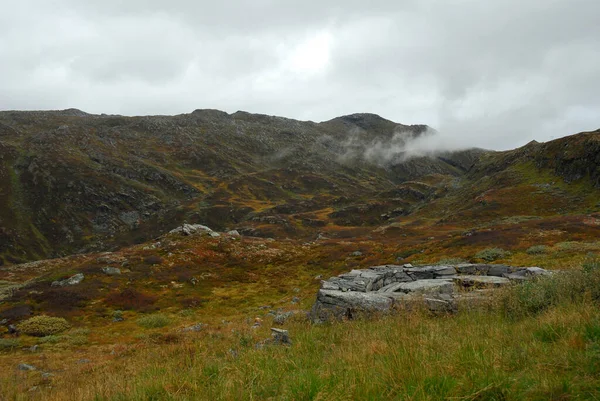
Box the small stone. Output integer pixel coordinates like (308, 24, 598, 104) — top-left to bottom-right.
(77, 359, 91, 364)
(251, 317, 262, 329)
(41, 372, 54, 379)
(291, 296, 300, 304)
(29, 345, 39, 353)
(271, 328, 291, 345)
(227, 230, 241, 236)
(273, 312, 294, 325)
(182, 323, 206, 332)
(351, 251, 363, 257)
(314, 275, 323, 280)
(18, 363, 36, 371)
(102, 267, 121, 276)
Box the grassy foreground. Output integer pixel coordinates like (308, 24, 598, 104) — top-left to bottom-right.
(2, 270, 600, 400)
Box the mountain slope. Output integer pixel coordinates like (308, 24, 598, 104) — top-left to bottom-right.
(0, 109, 484, 263)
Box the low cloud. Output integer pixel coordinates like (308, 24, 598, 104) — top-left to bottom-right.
(335, 127, 470, 167)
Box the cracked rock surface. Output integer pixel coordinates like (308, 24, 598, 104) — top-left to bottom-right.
(310, 264, 551, 322)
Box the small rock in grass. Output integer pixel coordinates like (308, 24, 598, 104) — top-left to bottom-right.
(271, 328, 291, 345)
(182, 323, 206, 332)
(102, 267, 121, 276)
(18, 363, 36, 371)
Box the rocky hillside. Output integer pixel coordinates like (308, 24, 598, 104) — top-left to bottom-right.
(0, 109, 485, 264)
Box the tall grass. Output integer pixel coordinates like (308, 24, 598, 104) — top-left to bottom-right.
(2, 270, 600, 400)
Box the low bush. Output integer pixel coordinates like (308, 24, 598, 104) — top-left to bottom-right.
(526, 245, 549, 255)
(39, 335, 62, 344)
(0, 338, 19, 351)
(137, 314, 171, 329)
(105, 288, 157, 311)
(475, 248, 509, 262)
(583, 253, 600, 273)
(499, 269, 600, 319)
(435, 257, 468, 265)
(143, 255, 163, 266)
(17, 315, 70, 337)
(0, 304, 32, 320)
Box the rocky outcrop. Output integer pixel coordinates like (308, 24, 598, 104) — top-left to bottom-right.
(310, 264, 551, 322)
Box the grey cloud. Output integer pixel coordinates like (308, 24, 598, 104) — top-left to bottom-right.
(0, 0, 599, 150)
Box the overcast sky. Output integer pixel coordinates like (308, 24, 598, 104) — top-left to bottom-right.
(1, 0, 599, 150)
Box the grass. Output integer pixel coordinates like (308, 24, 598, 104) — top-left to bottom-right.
(475, 247, 509, 262)
(137, 314, 171, 329)
(0, 270, 599, 400)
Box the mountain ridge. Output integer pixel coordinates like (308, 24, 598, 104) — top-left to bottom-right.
(0, 108, 597, 265)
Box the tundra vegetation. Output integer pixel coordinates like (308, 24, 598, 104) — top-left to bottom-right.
(0, 111, 599, 400)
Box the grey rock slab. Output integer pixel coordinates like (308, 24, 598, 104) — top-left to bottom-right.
(526, 267, 553, 276)
(316, 290, 394, 311)
(18, 363, 36, 371)
(454, 275, 511, 288)
(455, 264, 492, 275)
(487, 265, 511, 277)
(404, 266, 457, 279)
(393, 279, 454, 295)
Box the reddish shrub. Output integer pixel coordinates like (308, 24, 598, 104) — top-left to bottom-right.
(143, 255, 163, 265)
(104, 288, 157, 312)
(32, 288, 92, 313)
(0, 304, 32, 320)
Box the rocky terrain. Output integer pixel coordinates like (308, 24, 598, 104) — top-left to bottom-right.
(0, 109, 485, 263)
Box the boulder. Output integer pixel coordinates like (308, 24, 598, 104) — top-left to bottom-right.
(102, 267, 121, 276)
(169, 224, 216, 236)
(311, 289, 394, 320)
(270, 328, 292, 345)
(51, 273, 84, 287)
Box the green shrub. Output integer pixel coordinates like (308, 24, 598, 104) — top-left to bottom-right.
(39, 335, 62, 344)
(583, 253, 600, 273)
(533, 323, 566, 343)
(500, 269, 600, 319)
(69, 327, 90, 336)
(0, 338, 19, 351)
(137, 314, 171, 329)
(67, 335, 89, 346)
(435, 257, 468, 265)
(396, 249, 421, 259)
(18, 315, 70, 337)
(475, 248, 509, 262)
(526, 245, 549, 255)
